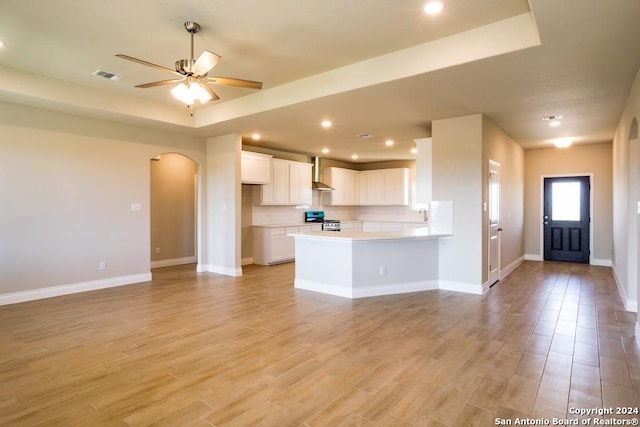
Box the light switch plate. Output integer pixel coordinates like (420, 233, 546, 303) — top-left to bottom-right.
(131, 202, 143, 211)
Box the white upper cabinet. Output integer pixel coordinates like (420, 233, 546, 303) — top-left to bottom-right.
(326, 167, 409, 206)
(241, 150, 272, 184)
(383, 168, 410, 206)
(261, 159, 312, 205)
(326, 167, 358, 206)
(289, 161, 312, 205)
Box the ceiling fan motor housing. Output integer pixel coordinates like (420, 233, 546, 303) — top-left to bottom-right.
(175, 59, 196, 75)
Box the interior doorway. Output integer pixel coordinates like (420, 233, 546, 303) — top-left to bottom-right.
(150, 153, 198, 269)
(488, 160, 501, 285)
(543, 176, 591, 263)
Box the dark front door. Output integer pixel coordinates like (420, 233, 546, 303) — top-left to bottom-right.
(543, 176, 590, 263)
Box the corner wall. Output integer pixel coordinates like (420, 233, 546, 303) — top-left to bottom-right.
(482, 116, 525, 283)
(612, 68, 640, 314)
(0, 102, 206, 304)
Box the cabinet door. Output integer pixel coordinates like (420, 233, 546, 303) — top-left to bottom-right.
(271, 234, 288, 262)
(241, 151, 271, 184)
(285, 226, 298, 259)
(343, 169, 357, 205)
(365, 170, 385, 205)
(383, 168, 409, 206)
(289, 162, 312, 205)
(327, 168, 344, 205)
(262, 159, 289, 205)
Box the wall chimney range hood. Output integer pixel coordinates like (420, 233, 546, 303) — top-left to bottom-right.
(311, 156, 334, 191)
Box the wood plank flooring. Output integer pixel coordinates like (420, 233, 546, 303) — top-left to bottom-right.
(1, 261, 638, 426)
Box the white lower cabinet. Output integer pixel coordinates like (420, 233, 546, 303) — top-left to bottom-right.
(253, 226, 301, 265)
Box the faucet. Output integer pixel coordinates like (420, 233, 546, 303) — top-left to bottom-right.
(418, 208, 428, 222)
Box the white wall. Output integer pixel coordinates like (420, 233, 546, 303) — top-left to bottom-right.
(612, 69, 640, 314)
(432, 114, 484, 291)
(0, 103, 205, 304)
(202, 134, 243, 276)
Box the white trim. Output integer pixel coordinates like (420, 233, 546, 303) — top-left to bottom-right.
(636, 323, 640, 349)
(241, 257, 254, 266)
(438, 280, 486, 295)
(0, 273, 152, 306)
(525, 253, 543, 261)
(591, 258, 612, 267)
(501, 256, 525, 279)
(198, 264, 243, 277)
(295, 279, 439, 299)
(150, 256, 196, 269)
(612, 264, 638, 313)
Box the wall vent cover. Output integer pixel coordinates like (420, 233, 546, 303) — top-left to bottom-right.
(357, 133, 375, 139)
(93, 70, 125, 81)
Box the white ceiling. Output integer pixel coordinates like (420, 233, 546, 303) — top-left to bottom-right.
(1, 0, 639, 162)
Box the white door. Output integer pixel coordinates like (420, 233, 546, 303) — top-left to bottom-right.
(488, 160, 501, 285)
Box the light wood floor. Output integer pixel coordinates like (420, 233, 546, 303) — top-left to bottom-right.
(1, 261, 638, 426)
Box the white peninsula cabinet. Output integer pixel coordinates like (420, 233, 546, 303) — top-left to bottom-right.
(261, 159, 312, 205)
(326, 167, 409, 206)
(241, 151, 272, 184)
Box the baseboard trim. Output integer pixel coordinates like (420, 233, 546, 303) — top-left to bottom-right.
(501, 256, 525, 280)
(294, 279, 439, 299)
(0, 273, 152, 306)
(612, 263, 638, 313)
(151, 256, 196, 269)
(524, 253, 543, 261)
(438, 280, 485, 295)
(241, 257, 254, 266)
(591, 258, 612, 267)
(198, 264, 243, 277)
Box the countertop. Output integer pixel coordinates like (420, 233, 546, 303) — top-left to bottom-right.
(252, 220, 427, 228)
(288, 228, 451, 242)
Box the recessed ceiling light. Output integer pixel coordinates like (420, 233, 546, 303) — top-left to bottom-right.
(385, 139, 394, 147)
(321, 120, 332, 128)
(322, 148, 329, 154)
(0, 41, 5, 48)
(423, 0, 445, 15)
(410, 148, 418, 154)
(552, 138, 573, 148)
(251, 133, 261, 141)
(549, 121, 562, 127)
(351, 154, 359, 160)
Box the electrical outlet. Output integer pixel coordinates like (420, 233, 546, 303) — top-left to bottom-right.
(155, 247, 161, 254)
(379, 265, 386, 275)
(99, 261, 106, 271)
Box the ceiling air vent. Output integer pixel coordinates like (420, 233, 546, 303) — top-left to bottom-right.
(357, 133, 375, 139)
(93, 70, 125, 81)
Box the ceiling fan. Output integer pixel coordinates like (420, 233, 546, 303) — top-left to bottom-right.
(116, 21, 263, 107)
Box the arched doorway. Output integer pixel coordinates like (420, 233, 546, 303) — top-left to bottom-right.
(150, 153, 199, 270)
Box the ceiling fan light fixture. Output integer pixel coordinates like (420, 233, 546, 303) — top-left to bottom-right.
(171, 81, 212, 105)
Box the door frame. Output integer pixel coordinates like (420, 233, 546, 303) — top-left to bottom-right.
(488, 159, 501, 285)
(538, 173, 594, 264)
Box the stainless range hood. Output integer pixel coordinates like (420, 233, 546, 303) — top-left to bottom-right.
(311, 156, 334, 191)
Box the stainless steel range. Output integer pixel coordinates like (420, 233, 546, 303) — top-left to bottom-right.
(322, 219, 341, 232)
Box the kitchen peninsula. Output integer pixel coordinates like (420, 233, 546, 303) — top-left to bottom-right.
(289, 202, 454, 299)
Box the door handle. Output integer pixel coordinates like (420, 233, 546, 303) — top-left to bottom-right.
(497, 228, 503, 232)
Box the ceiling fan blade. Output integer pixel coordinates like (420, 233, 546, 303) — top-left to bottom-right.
(135, 79, 184, 89)
(206, 76, 263, 90)
(115, 54, 182, 77)
(192, 50, 221, 76)
(201, 83, 220, 101)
